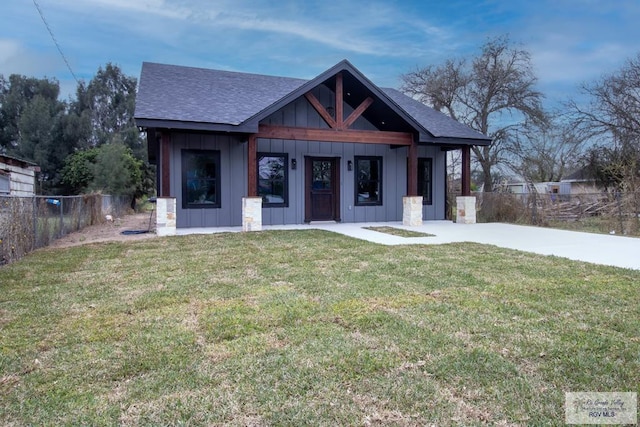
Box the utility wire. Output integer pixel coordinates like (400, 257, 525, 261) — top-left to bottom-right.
(32, 0, 79, 84)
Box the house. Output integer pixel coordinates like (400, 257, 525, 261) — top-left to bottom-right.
(134, 60, 491, 233)
(0, 154, 39, 197)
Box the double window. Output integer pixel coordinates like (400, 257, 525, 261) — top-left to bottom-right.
(355, 156, 382, 206)
(182, 150, 221, 209)
(418, 157, 433, 205)
(257, 153, 288, 207)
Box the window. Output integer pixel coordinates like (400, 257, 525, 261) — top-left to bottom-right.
(182, 150, 221, 209)
(257, 153, 288, 207)
(355, 156, 382, 206)
(0, 173, 9, 194)
(418, 158, 433, 205)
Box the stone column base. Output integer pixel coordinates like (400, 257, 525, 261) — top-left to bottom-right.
(242, 197, 263, 231)
(403, 196, 423, 226)
(456, 196, 477, 224)
(156, 197, 177, 236)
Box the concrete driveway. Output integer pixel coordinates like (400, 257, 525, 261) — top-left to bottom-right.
(301, 221, 640, 271)
(178, 221, 640, 271)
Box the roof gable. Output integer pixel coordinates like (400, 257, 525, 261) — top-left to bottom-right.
(135, 60, 490, 145)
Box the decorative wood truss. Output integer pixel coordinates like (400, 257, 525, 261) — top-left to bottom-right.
(249, 72, 418, 197)
(256, 73, 413, 146)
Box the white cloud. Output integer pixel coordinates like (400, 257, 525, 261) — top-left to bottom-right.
(0, 39, 62, 78)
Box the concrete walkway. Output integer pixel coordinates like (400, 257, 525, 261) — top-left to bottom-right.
(177, 221, 640, 271)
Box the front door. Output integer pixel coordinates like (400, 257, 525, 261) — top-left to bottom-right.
(305, 157, 340, 222)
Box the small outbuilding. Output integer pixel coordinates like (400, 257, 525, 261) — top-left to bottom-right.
(0, 154, 39, 197)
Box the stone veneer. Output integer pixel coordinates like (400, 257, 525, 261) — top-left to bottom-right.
(156, 197, 177, 236)
(242, 197, 263, 231)
(456, 196, 477, 224)
(402, 196, 423, 226)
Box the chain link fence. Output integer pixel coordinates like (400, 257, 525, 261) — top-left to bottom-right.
(0, 194, 131, 265)
(449, 191, 640, 236)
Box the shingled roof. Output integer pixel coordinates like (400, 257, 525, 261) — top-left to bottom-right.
(135, 60, 491, 145)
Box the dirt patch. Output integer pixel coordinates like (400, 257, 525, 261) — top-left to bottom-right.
(49, 211, 158, 248)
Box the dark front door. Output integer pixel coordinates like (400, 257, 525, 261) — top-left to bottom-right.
(305, 157, 340, 222)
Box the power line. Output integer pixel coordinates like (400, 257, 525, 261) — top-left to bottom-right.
(32, 0, 79, 84)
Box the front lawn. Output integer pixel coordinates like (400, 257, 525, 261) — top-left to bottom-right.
(1, 230, 638, 425)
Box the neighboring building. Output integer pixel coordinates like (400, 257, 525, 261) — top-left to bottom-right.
(0, 154, 38, 197)
(561, 167, 600, 194)
(134, 60, 491, 229)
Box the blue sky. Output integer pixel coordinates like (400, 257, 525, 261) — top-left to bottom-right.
(2, 0, 640, 109)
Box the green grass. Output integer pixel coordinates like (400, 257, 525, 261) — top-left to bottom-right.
(363, 226, 435, 237)
(1, 230, 639, 426)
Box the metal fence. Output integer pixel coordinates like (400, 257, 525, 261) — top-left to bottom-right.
(449, 191, 640, 236)
(0, 194, 130, 265)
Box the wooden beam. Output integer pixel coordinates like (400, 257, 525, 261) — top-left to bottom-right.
(461, 145, 471, 196)
(343, 96, 373, 129)
(248, 135, 257, 197)
(304, 92, 337, 128)
(407, 139, 418, 196)
(336, 72, 344, 129)
(257, 124, 412, 146)
(161, 132, 171, 197)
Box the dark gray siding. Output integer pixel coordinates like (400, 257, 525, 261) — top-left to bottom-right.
(418, 145, 446, 220)
(170, 132, 246, 227)
(259, 89, 447, 224)
(170, 87, 448, 228)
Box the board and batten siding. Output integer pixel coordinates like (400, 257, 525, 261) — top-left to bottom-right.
(0, 159, 36, 196)
(169, 85, 447, 228)
(170, 132, 247, 228)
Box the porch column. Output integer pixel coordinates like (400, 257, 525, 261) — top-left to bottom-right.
(403, 140, 422, 226)
(243, 135, 262, 231)
(247, 135, 257, 197)
(461, 145, 471, 196)
(160, 132, 171, 197)
(156, 197, 176, 236)
(457, 145, 476, 224)
(407, 140, 418, 196)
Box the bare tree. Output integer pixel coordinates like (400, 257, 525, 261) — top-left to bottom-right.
(506, 120, 584, 183)
(569, 54, 640, 191)
(401, 35, 547, 191)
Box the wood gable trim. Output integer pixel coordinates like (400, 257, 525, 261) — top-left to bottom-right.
(263, 71, 406, 145)
(304, 73, 374, 132)
(335, 72, 344, 129)
(343, 97, 373, 129)
(257, 124, 412, 146)
(304, 92, 337, 128)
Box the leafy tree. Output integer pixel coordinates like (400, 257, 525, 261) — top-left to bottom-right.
(401, 35, 547, 191)
(60, 147, 99, 194)
(0, 74, 62, 151)
(62, 139, 142, 197)
(0, 75, 74, 192)
(73, 63, 139, 150)
(91, 139, 142, 197)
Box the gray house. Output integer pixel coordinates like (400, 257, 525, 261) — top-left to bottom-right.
(134, 60, 490, 231)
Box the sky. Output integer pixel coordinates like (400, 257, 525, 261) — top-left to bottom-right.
(2, 0, 640, 110)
